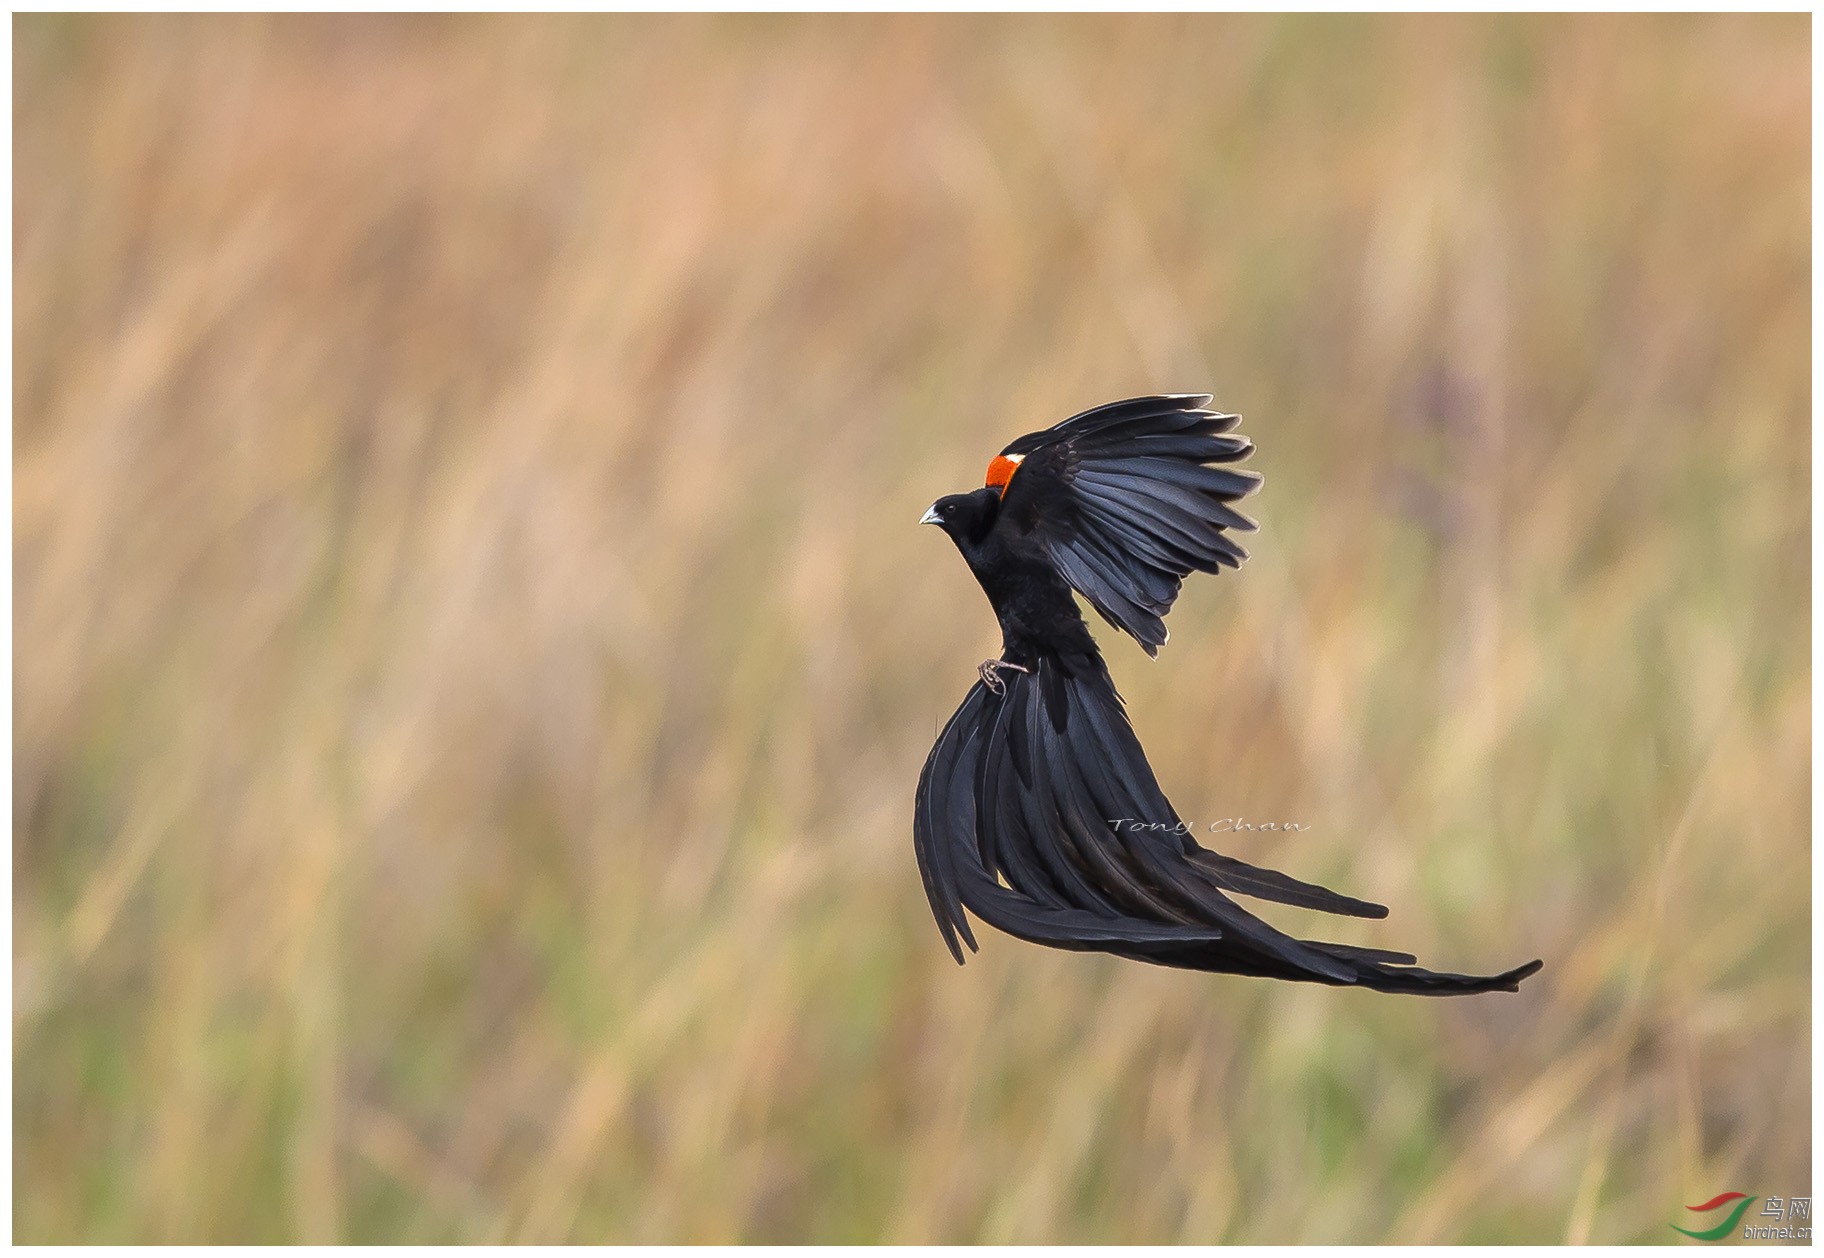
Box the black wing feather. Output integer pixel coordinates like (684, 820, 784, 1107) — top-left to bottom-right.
(997, 395, 1263, 656)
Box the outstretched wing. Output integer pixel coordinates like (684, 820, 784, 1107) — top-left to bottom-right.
(913, 658, 1544, 995)
(991, 395, 1262, 656)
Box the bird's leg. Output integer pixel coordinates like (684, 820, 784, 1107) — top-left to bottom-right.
(978, 658, 1031, 696)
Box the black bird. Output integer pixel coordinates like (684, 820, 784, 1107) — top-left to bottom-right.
(915, 395, 1542, 995)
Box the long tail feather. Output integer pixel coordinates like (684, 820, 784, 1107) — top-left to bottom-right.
(912, 658, 1542, 995)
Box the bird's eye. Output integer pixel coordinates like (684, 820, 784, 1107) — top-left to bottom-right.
(943, 504, 954, 514)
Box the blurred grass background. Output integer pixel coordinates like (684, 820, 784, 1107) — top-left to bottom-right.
(12, 12, 1810, 1244)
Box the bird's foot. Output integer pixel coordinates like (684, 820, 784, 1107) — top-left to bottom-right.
(978, 658, 1031, 696)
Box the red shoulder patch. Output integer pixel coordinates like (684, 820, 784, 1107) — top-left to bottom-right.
(985, 453, 1024, 493)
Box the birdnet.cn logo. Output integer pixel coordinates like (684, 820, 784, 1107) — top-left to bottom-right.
(1673, 1193, 1811, 1242)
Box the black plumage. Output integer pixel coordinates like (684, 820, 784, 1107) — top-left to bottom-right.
(916, 395, 1542, 995)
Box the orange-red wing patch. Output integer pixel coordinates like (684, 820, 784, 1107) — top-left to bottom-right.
(985, 453, 1025, 494)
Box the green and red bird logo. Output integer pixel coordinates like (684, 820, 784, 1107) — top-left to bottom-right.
(1673, 1192, 1757, 1242)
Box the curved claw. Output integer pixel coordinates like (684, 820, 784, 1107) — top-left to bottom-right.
(978, 658, 1031, 696)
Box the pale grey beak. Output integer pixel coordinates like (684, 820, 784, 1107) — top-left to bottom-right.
(919, 504, 942, 526)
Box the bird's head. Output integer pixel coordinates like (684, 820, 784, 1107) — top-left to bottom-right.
(920, 488, 1000, 551)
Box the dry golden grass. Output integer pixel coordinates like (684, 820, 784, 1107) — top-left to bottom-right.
(13, 13, 1810, 1243)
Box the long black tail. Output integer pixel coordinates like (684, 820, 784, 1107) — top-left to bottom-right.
(913, 656, 1542, 996)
